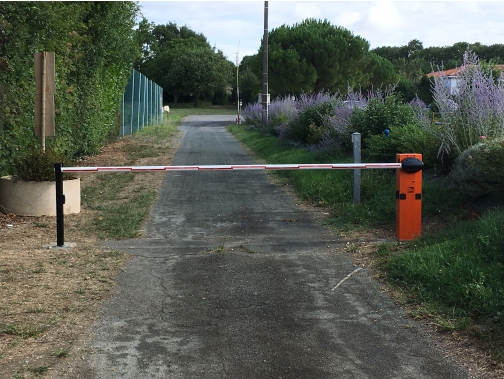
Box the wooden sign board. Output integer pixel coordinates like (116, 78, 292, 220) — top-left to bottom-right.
(34, 52, 55, 137)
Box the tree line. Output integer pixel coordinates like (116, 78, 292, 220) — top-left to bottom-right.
(236, 19, 503, 105)
(134, 20, 234, 107)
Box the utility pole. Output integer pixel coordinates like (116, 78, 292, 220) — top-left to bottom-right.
(262, 1, 268, 125)
(236, 41, 241, 124)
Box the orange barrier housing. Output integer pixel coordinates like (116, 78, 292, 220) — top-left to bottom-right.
(396, 153, 423, 241)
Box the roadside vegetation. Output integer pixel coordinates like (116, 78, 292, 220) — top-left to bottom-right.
(0, 2, 140, 176)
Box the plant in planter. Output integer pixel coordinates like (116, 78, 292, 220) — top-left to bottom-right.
(11, 148, 76, 182)
(0, 149, 81, 216)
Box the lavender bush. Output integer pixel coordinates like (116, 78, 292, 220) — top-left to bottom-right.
(242, 92, 338, 139)
(320, 89, 370, 149)
(241, 102, 263, 127)
(319, 87, 402, 151)
(295, 92, 337, 112)
(430, 51, 504, 161)
(268, 96, 298, 136)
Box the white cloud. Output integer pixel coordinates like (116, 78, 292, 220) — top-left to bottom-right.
(335, 10, 361, 28)
(294, 2, 322, 19)
(368, 1, 403, 29)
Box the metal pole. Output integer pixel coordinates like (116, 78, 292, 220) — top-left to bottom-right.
(262, 1, 268, 125)
(55, 163, 65, 247)
(236, 43, 240, 124)
(137, 71, 141, 133)
(130, 69, 135, 135)
(352, 133, 361, 204)
(41, 52, 46, 151)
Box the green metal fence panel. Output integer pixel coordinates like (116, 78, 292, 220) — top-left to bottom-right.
(121, 69, 163, 136)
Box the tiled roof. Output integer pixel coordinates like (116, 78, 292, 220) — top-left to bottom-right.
(427, 65, 504, 78)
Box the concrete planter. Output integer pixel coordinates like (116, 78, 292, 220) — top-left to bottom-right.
(0, 176, 80, 216)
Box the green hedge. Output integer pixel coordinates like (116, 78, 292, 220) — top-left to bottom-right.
(0, 2, 139, 176)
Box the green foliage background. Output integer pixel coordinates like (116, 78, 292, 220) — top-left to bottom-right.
(135, 20, 234, 106)
(0, 2, 140, 176)
(248, 19, 397, 98)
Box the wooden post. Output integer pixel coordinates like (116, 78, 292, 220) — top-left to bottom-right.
(35, 52, 56, 147)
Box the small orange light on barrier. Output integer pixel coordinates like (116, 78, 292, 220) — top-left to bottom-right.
(396, 153, 423, 241)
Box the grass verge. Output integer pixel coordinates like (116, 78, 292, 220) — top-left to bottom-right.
(81, 114, 181, 239)
(380, 209, 504, 364)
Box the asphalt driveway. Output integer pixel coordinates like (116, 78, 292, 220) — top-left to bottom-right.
(82, 115, 466, 379)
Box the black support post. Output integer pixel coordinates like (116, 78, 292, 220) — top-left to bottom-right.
(54, 163, 65, 247)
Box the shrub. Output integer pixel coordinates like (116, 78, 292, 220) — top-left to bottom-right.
(0, 2, 138, 175)
(268, 96, 298, 135)
(320, 88, 381, 152)
(241, 102, 263, 127)
(449, 137, 504, 199)
(212, 88, 229, 105)
(364, 123, 439, 168)
(12, 148, 76, 181)
(289, 99, 338, 144)
(349, 95, 418, 147)
(430, 51, 504, 163)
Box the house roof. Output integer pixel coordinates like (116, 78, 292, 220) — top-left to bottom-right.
(427, 64, 504, 78)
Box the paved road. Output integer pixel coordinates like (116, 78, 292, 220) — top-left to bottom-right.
(84, 115, 466, 378)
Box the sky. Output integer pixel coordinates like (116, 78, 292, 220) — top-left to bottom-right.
(137, 1, 504, 63)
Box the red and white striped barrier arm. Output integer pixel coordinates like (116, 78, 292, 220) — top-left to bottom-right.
(61, 163, 402, 173)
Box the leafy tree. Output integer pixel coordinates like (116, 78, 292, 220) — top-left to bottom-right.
(167, 47, 232, 107)
(254, 19, 372, 96)
(134, 18, 157, 71)
(239, 66, 261, 105)
(372, 45, 403, 62)
(150, 23, 207, 54)
(391, 57, 430, 79)
(364, 53, 398, 90)
(141, 37, 211, 103)
(134, 22, 232, 105)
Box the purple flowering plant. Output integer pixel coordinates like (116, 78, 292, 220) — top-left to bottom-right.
(240, 102, 263, 127)
(430, 51, 504, 159)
